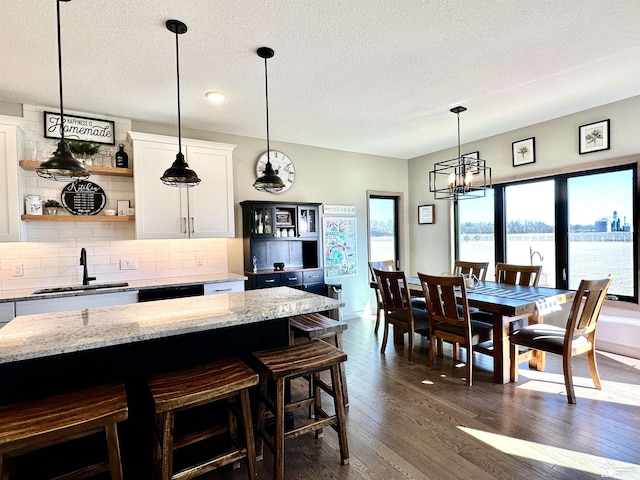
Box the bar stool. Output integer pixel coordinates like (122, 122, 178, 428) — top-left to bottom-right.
(147, 357, 258, 480)
(0, 383, 128, 480)
(253, 340, 349, 480)
(289, 312, 349, 407)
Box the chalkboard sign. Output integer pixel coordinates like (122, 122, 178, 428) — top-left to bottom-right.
(61, 180, 107, 215)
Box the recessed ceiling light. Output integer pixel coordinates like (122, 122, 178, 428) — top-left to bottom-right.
(205, 91, 226, 103)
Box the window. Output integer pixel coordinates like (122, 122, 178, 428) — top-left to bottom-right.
(567, 169, 634, 297)
(455, 164, 637, 302)
(455, 189, 496, 279)
(505, 180, 555, 286)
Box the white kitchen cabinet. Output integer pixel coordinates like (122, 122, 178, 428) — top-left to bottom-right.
(204, 281, 244, 295)
(129, 131, 235, 239)
(15, 291, 138, 316)
(0, 117, 27, 242)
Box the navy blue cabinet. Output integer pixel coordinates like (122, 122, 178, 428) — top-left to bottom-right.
(240, 201, 323, 291)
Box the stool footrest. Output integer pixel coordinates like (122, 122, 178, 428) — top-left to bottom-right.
(173, 424, 229, 450)
(284, 417, 337, 441)
(173, 447, 248, 480)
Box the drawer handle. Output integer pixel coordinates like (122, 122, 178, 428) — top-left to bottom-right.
(213, 288, 232, 292)
(265, 279, 275, 283)
(287, 277, 298, 281)
(308, 275, 319, 279)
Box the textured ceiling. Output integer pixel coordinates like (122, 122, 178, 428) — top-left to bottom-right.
(2, 0, 640, 159)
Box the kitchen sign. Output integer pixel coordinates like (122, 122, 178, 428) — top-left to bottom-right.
(44, 111, 115, 145)
(61, 180, 107, 215)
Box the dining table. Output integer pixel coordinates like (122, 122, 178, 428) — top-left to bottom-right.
(405, 278, 576, 384)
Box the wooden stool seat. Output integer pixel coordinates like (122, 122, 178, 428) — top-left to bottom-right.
(253, 340, 349, 480)
(148, 357, 259, 480)
(289, 312, 349, 407)
(0, 383, 128, 480)
(289, 312, 348, 340)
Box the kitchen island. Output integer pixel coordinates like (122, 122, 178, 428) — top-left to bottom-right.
(0, 286, 344, 478)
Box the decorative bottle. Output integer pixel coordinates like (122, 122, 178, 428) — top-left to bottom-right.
(256, 212, 264, 234)
(263, 210, 272, 234)
(115, 144, 129, 168)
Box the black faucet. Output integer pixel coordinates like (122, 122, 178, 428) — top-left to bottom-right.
(80, 248, 96, 286)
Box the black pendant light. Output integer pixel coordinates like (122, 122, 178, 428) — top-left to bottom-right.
(253, 47, 285, 192)
(36, 0, 90, 181)
(160, 20, 201, 188)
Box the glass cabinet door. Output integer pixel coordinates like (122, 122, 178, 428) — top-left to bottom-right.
(298, 206, 318, 237)
(251, 206, 275, 237)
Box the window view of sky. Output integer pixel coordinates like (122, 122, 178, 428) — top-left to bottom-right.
(457, 170, 633, 229)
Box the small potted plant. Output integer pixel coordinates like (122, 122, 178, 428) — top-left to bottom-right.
(44, 199, 62, 215)
(68, 141, 101, 164)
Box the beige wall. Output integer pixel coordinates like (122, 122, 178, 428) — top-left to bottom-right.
(132, 120, 410, 318)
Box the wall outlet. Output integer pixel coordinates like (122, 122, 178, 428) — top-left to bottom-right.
(119, 258, 139, 270)
(195, 253, 204, 266)
(12, 263, 24, 277)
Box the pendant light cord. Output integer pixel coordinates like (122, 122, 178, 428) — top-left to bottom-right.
(56, 0, 65, 142)
(174, 30, 182, 155)
(456, 111, 461, 161)
(263, 55, 270, 161)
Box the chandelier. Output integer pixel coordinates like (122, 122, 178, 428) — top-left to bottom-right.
(428, 106, 491, 200)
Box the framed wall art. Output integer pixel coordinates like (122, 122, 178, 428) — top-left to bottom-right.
(512, 137, 535, 167)
(418, 204, 434, 224)
(579, 119, 610, 154)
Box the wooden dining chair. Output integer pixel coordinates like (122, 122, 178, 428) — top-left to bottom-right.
(374, 268, 429, 364)
(510, 275, 614, 404)
(494, 262, 542, 286)
(417, 273, 493, 386)
(453, 260, 489, 281)
(368, 260, 395, 334)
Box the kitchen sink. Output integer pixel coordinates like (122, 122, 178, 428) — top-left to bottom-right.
(33, 282, 129, 294)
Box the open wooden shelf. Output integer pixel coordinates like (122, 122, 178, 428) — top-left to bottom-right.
(21, 214, 135, 223)
(19, 160, 133, 177)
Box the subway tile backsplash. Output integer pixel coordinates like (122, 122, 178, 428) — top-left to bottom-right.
(0, 238, 230, 291)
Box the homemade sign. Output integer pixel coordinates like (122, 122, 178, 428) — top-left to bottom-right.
(44, 111, 115, 145)
(61, 180, 107, 215)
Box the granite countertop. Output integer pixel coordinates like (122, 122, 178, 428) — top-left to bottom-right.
(0, 273, 248, 303)
(0, 286, 344, 364)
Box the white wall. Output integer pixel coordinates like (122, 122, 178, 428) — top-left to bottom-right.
(408, 95, 640, 358)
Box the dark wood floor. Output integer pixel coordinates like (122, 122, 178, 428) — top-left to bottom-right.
(207, 315, 640, 480)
